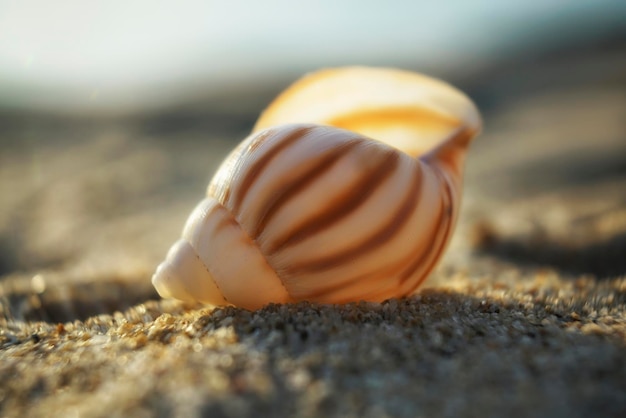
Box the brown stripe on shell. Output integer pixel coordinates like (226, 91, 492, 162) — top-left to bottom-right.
(292, 166, 425, 300)
(299, 262, 400, 302)
(450, 127, 477, 149)
(229, 126, 311, 216)
(316, 277, 407, 304)
(208, 132, 273, 205)
(285, 158, 421, 274)
(266, 148, 402, 255)
(249, 140, 361, 239)
(299, 174, 452, 303)
(398, 169, 454, 287)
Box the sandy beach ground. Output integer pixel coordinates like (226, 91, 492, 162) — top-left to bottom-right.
(1, 47, 625, 417)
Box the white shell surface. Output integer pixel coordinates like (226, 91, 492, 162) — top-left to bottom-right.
(152, 66, 482, 309)
(202, 125, 454, 305)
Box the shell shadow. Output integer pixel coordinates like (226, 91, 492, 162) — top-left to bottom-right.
(192, 289, 626, 360)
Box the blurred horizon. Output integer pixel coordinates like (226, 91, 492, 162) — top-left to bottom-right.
(1, 0, 625, 116)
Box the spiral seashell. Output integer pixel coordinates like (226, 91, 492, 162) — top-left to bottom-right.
(152, 67, 481, 310)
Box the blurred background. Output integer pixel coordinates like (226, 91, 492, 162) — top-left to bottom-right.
(0, 0, 625, 321)
(1, 1, 625, 114)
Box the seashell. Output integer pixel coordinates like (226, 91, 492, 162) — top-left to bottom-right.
(152, 67, 481, 310)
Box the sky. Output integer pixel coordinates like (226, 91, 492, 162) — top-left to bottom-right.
(0, 0, 624, 112)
